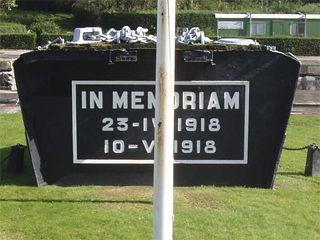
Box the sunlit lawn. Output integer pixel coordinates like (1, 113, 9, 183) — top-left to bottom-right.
(0, 114, 319, 240)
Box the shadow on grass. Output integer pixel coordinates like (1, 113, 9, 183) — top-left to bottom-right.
(277, 171, 304, 176)
(277, 171, 320, 185)
(0, 146, 36, 187)
(0, 198, 152, 205)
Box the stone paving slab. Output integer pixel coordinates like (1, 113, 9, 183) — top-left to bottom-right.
(293, 90, 320, 105)
(296, 56, 320, 66)
(0, 49, 31, 60)
(0, 104, 21, 114)
(0, 89, 319, 115)
(291, 105, 320, 115)
(0, 90, 18, 103)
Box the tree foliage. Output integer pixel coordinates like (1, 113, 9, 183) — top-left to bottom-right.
(71, 0, 319, 13)
(11, 0, 320, 14)
(0, 0, 17, 13)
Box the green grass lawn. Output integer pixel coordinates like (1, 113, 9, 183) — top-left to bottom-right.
(0, 114, 319, 240)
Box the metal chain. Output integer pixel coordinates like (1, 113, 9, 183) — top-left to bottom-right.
(283, 143, 317, 151)
(0, 154, 10, 164)
(38, 26, 214, 50)
(94, 26, 212, 45)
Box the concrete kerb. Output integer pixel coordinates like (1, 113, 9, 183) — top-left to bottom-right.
(0, 49, 32, 60)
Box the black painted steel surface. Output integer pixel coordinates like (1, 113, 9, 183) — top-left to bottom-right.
(14, 47, 300, 188)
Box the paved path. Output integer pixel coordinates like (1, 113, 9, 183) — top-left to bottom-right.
(297, 56, 320, 66)
(0, 49, 31, 60)
(1, 89, 318, 115)
(0, 104, 20, 114)
(0, 103, 318, 115)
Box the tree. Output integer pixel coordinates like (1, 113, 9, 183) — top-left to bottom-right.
(188, 0, 193, 9)
(0, 0, 17, 13)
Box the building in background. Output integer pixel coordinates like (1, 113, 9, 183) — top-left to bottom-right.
(214, 13, 320, 38)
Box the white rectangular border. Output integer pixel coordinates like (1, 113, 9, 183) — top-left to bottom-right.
(72, 80, 249, 164)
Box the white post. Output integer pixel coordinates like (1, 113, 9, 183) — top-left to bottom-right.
(153, 0, 176, 240)
(304, 14, 307, 38)
(247, 12, 252, 37)
(298, 12, 307, 38)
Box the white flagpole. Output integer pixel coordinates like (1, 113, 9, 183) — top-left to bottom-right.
(153, 0, 176, 239)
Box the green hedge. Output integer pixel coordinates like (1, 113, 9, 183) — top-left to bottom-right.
(0, 33, 36, 49)
(0, 32, 319, 56)
(101, 12, 157, 33)
(0, 23, 27, 34)
(73, 5, 104, 28)
(72, 9, 319, 55)
(73, 9, 158, 33)
(255, 37, 320, 56)
(74, 10, 215, 34)
(101, 11, 213, 33)
(176, 11, 214, 29)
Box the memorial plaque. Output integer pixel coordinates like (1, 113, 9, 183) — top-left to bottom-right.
(14, 48, 300, 187)
(72, 80, 249, 164)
